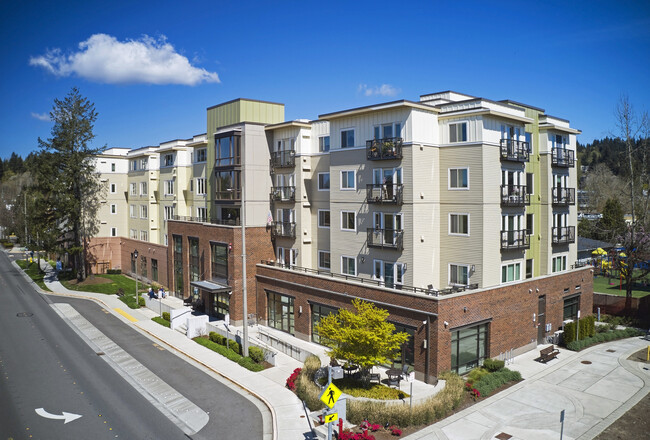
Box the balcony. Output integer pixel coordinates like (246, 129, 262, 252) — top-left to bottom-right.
(366, 184, 404, 204)
(552, 187, 576, 206)
(366, 137, 403, 161)
(270, 186, 295, 202)
(172, 215, 240, 226)
(500, 230, 531, 250)
(500, 185, 529, 207)
(552, 226, 575, 245)
(500, 139, 530, 162)
(271, 221, 296, 238)
(270, 150, 295, 169)
(552, 148, 574, 167)
(367, 228, 404, 250)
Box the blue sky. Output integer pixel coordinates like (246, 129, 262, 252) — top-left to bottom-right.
(1, 0, 649, 159)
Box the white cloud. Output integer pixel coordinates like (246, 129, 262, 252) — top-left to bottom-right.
(358, 83, 400, 97)
(31, 112, 50, 121)
(29, 34, 220, 86)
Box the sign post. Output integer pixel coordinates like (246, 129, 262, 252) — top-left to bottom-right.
(560, 409, 565, 440)
(319, 367, 342, 440)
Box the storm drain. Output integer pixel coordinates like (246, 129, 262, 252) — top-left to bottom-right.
(495, 433, 513, 440)
(581, 360, 592, 365)
(16, 312, 33, 317)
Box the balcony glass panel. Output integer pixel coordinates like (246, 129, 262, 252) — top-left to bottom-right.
(366, 138, 403, 160)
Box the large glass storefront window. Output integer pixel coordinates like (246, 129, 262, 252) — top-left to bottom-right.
(189, 237, 200, 282)
(451, 322, 488, 375)
(212, 291, 230, 319)
(267, 291, 294, 335)
(563, 295, 580, 321)
(173, 235, 183, 295)
(311, 303, 338, 344)
(211, 242, 228, 280)
(140, 256, 147, 279)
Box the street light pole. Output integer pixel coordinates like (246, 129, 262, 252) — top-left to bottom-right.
(134, 249, 139, 306)
(241, 184, 248, 358)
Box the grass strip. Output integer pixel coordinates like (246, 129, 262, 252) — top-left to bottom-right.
(152, 316, 171, 327)
(193, 337, 265, 372)
(16, 259, 50, 291)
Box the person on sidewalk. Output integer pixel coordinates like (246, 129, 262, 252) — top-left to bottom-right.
(159, 286, 166, 299)
(148, 287, 158, 299)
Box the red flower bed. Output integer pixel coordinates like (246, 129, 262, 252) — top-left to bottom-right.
(286, 367, 301, 391)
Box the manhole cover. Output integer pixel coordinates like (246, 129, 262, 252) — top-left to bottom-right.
(16, 312, 33, 317)
(496, 433, 513, 440)
(581, 360, 592, 364)
(606, 349, 616, 353)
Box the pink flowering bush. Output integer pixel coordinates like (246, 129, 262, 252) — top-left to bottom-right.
(338, 431, 376, 440)
(286, 367, 301, 391)
(389, 425, 402, 436)
(470, 388, 481, 400)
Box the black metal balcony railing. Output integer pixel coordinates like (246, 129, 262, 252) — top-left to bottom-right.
(366, 184, 404, 204)
(500, 139, 530, 162)
(366, 138, 403, 160)
(270, 150, 296, 169)
(552, 187, 576, 206)
(270, 186, 296, 202)
(500, 185, 530, 206)
(271, 221, 296, 238)
(500, 230, 531, 250)
(172, 215, 240, 226)
(261, 260, 479, 296)
(552, 226, 576, 244)
(552, 148, 575, 167)
(367, 228, 404, 250)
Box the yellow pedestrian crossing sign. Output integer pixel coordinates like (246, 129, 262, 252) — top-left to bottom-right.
(319, 382, 342, 408)
(324, 412, 338, 424)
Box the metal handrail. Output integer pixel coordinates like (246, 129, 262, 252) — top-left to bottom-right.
(366, 137, 403, 160)
(551, 148, 575, 167)
(500, 185, 530, 206)
(500, 139, 530, 162)
(171, 215, 240, 226)
(500, 230, 531, 250)
(552, 187, 576, 205)
(366, 184, 404, 204)
(552, 226, 576, 244)
(367, 228, 404, 250)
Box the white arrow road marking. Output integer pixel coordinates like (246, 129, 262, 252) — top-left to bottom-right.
(35, 408, 82, 424)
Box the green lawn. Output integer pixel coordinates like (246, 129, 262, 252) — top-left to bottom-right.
(59, 272, 147, 296)
(16, 259, 50, 291)
(592, 274, 650, 298)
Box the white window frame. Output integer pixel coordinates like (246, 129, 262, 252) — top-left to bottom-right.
(130, 204, 136, 218)
(277, 247, 298, 267)
(197, 207, 207, 221)
(164, 206, 174, 221)
(140, 182, 147, 196)
(111, 227, 117, 237)
(110, 204, 116, 215)
(372, 167, 403, 185)
(340, 129, 355, 149)
(163, 153, 174, 167)
(552, 255, 568, 273)
(318, 172, 330, 191)
(340, 170, 356, 190)
(164, 180, 174, 196)
(372, 259, 405, 286)
(196, 178, 206, 195)
(449, 122, 468, 143)
(341, 210, 356, 232)
(140, 230, 148, 241)
(164, 234, 168, 246)
(130, 183, 136, 196)
(449, 263, 470, 286)
(111, 163, 116, 172)
(140, 205, 147, 219)
(449, 213, 470, 236)
(195, 148, 207, 163)
(318, 210, 330, 228)
(130, 228, 137, 239)
(318, 250, 331, 271)
(501, 262, 521, 284)
(341, 256, 357, 276)
(319, 136, 330, 153)
(110, 183, 116, 193)
(448, 168, 469, 190)
(139, 158, 148, 170)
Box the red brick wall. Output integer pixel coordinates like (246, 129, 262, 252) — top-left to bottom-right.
(119, 238, 169, 288)
(256, 264, 593, 381)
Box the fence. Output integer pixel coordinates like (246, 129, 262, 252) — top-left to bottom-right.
(593, 292, 650, 319)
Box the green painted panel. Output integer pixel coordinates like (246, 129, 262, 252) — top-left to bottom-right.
(523, 107, 542, 278)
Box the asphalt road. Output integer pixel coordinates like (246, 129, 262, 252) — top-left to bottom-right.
(0, 252, 264, 440)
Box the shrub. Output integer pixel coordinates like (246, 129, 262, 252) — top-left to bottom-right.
(467, 367, 489, 384)
(472, 368, 521, 398)
(564, 315, 596, 345)
(390, 425, 402, 436)
(138, 296, 145, 307)
(248, 346, 264, 363)
(295, 358, 325, 411)
(193, 337, 264, 372)
(238, 356, 265, 372)
(228, 340, 240, 355)
(162, 312, 170, 321)
(286, 367, 301, 391)
(566, 328, 644, 351)
(106, 269, 122, 274)
(152, 316, 170, 327)
(339, 431, 376, 440)
(482, 358, 505, 372)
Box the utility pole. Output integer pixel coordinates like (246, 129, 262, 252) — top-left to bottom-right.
(241, 182, 248, 357)
(24, 192, 27, 245)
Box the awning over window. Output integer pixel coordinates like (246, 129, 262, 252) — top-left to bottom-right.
(190, 279, 231, 294)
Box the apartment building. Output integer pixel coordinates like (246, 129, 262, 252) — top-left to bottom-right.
(92, 91, 591, 381)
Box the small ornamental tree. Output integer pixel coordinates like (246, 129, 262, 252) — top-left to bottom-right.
(315, 298, 409, 387)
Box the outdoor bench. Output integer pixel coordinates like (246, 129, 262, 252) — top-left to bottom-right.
(539, 345, 559, 363)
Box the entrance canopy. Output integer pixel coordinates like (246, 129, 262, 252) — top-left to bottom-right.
(190, 279, 231, 294)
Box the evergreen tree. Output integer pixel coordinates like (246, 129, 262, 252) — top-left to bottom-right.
(30, 87, 105, 280)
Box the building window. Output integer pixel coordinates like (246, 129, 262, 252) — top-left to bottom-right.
(215, 134, 241, 166)
(373, 123, 402, 140)
(449, 122, 468, 143)
(189, 237, 200, 282)
(140, 256, 147, 278)
(341, 211, 356, 231)
(130, 160, 137, 171)
(319, 136, 330, 152)
(164, 234, 168, 246)
(130, 183, 136, 196)
(526, 214, 533, 235)
(130, 229, 137, 239)
(449, 213, 469, 235)
(140, 182, 147, 195)
(140, 230, 148, 242)
(164, 206, 174, 221)
(151, 258, 158, 282)
(341, 170, 356, 190)
(197, 207, 207, 221)
(318, 173, 330, 191)
(451, 322, 488, 374)
(164, 180, 174, 196)
(173, 235, 183, 295)
(341, 256, 356, 276)
(215, 170, 241, 199)
(111, 227, 117, 237)
(318, 210, 330, 228)
(341, 129, 355, 148)
(195, 148, 207, 163)
(140, 205, 147, 219)
(212, 291, 230, 320)
(110, 183, 116, 193)
(130, 205, 136, 218)
(163, 154, 174, 167)
(449, 264, 469, 286)
(210, 242, 228, 280)
(110, 204, 116, 214)
(552, 255, 567, 273)
(373, 260, 404, 288)
(318, 251, 331, 270)
(312, 303, 337, 344)
(277, 247, 297, 267)
(563, 295, 580, 321)
(449, 168, 469, 189)
(526, 259, 533, 279)
(111, 163, 116, 172)
(196, 178, 206, 195)
(139, 158, 148, 170)
(267, 291, 294, 335)
(501, 262, 521, 283)
(526, 172, 533, 195)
